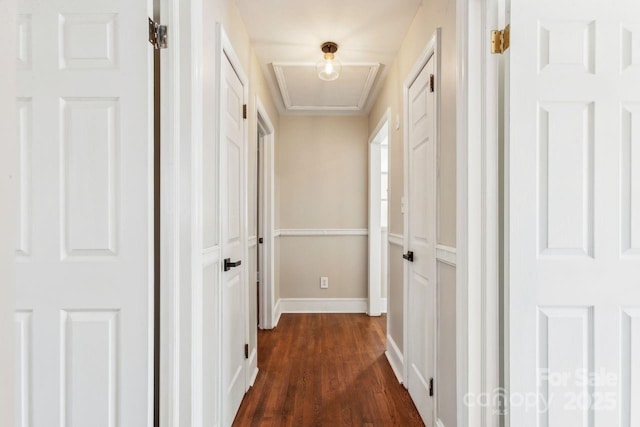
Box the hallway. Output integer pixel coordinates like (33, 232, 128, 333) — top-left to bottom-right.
(233, 314, 424, 426)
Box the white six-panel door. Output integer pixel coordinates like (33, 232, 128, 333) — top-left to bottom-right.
(15, 0, 153, 425)
(220, 52, 247, 427)
(405, 54, 436, 426)
(508, 0, 640, 426)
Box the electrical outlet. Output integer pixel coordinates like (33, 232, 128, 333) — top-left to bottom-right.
(320, 277, 329, 289)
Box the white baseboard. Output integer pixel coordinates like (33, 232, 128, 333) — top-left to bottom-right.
(247, 347, 258, 387)
(380, 297, 388, 313)
(273, 299, 282, 327)
(278, 298, 367, 313)
(249, 367, 259, 387)
(436, 418, 445, 427)
(385, 333, 404, 384)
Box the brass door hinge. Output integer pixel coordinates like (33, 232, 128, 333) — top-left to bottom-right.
(148, 18, 168, 49)
(429, 74, 435, 93)
(243, 104, 247, 119)
(491, 24, 510, 54)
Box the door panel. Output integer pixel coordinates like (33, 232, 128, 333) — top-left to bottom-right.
(15, 0, 153, 425)
(509, 1, 640, 426)
(406, 55, 436, 426)
(221, 54, 247, 427)
(622, 104, 640, 255)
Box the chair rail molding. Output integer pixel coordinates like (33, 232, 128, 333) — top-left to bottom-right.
(278, 228, 368, 237)
(435, 245, 457, 267)
(388, 233, 404, 247)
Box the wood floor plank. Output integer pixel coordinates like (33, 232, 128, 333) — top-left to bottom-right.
(233, 314, 424, 427)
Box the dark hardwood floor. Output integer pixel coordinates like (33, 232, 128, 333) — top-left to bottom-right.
(233, 313, 425, 426)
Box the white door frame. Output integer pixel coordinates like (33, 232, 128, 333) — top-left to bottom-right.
(0, 0, 17, 424)
(255, 97, 277, 330)
(402, 28, 441, 426)
(158, 0, 179, 423)
(159, 0, 207, 424)
(456, 0, 502, 426)
(368, 108, 391, 317)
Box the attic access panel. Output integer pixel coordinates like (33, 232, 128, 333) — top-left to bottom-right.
(272, 62, 380, 112)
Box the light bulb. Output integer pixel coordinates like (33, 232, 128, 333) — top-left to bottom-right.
(325, 60, 334, 75)
(317, 51, 341, 81)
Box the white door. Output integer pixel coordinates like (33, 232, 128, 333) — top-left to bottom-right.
(508, 1, 640, 426)
(404, 55, 436, 425)
(220, 53, 247, 427)
(15, 0, 153, 425)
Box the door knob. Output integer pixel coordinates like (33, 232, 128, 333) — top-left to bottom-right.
(403, 251, 414, 262)
(224, 258, 242, 272)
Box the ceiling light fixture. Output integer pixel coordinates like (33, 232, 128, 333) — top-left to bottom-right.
(317, 42, 341, 81)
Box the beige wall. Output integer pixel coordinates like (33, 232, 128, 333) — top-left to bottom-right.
(0, 0, 16, 423)
(275, 237, 281, 301)
(438, 262, 457, 427)
(368, 1, 457, 425)
(388, 243, 405, 348)
(277, 116, 368, 299)
(279, 237, 368, 298)
(278, 116, 368, 229)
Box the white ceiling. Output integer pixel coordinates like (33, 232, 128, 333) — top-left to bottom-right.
(235, 0, 422, 115)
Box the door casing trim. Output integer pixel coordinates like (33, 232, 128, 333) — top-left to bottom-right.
(455, 0, 502, 426)
(255, 97, 277, 330)
(368, 108, 391, 317)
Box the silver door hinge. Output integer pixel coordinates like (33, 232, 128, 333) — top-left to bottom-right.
(491, 24, 510, 54)
(148, 18, 168, 49)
